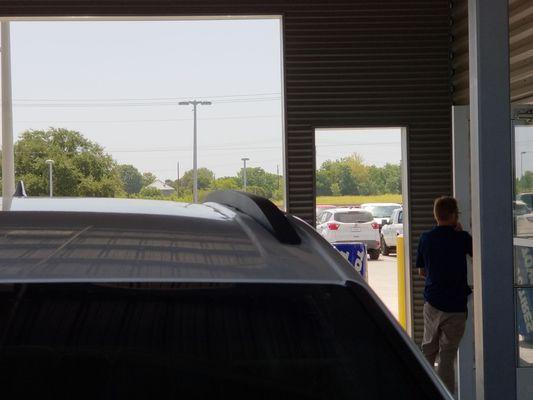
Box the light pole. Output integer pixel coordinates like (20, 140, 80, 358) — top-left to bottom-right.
(179, 100, 211, 203)
(521, 151, 533, 178)
(241, 158, 249, 192)
(520, 151, 533, 178)
(45, 159, 54, 197)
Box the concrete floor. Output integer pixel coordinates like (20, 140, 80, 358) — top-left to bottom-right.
(367, 254, 399, 320)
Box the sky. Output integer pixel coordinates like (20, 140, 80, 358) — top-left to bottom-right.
(316, 128, 401, 168)
(10, 19, 401, 181)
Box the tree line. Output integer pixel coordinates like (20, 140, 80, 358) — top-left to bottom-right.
(516, 171, 533, 196)
(316, 154, 401, 196)
(128, 165, 284, 201)
(1, 128, 283, 201)
(1, 128, 401, 201)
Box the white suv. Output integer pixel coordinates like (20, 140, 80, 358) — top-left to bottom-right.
(316, 207, 381, 260)
(360, 202, 402, 226)
(381, 207, 404, 255)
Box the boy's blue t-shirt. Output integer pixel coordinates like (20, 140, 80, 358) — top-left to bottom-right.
(416, 225, 473, 313)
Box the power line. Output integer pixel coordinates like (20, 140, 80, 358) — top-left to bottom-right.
(12, 96, 281, 108)
(107, 141, 399, 153)
(13, 92, 281, 102)
(109, 146, 281, 153)
(14, 114, 281, 124)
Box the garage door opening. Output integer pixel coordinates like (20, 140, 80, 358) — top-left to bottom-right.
(5, 18, 285, 206)
(315, 127, 410, 323)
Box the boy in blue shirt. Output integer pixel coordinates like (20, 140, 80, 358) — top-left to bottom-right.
(416, 196, 472, 393)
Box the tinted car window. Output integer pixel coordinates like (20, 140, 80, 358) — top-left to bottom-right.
(334, 211, 373, 223)
(518, 194, 533, 209)
(319, 211, 331, 224)
(514, 202, 531, 216)
(399, 211, 403, 223)
(364, 206, 398, 218)
(0, 283, 443, 399)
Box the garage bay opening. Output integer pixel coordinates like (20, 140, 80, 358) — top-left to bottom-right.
(315, 127, 408, 322)
(9, 18, 285, 206)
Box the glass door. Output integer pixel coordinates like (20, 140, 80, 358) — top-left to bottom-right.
(513, 107, 533, 366)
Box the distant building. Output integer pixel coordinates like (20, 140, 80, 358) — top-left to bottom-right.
(147, 180, 175, 196)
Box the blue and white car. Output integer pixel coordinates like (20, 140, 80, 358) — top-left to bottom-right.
(0, 191, 451, 399)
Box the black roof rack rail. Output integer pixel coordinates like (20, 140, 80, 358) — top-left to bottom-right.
(203, 190, 301, 245)
(14, 181, 27, 197)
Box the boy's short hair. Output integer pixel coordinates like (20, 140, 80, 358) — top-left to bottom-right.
(433, 196, 459, 222)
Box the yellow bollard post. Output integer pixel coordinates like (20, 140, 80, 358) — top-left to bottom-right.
(396, 235, 407, 330)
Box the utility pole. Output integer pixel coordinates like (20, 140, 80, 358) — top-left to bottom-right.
(1, 22, 15, 211)
(241, 158, 250, 192)
(45, 159, 54, 197)
(277, 164, 280, 190)
(521, 151, 530, 178)
(179, 100, 212, 203)
(177, 161, 180, 197)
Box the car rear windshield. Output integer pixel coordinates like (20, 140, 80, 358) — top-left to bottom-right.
(0, 283, 443, 400)
(365, 206, 399, 218)
(334, 211, 373, 223)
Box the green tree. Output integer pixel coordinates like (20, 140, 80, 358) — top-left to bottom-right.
(342, 153, 370, 194)
(517, 171, 533, 194)
(246, 185, 269, 198)
(139, 186, 162, 198)
(142, 172, 157, 187)
(211, 176, 240, 190)
(337, 163, 357, 195)
(330, 182, 341, 196)
(14, 128, 123, 197)
(236, 167, 278, 198)
(316, 168, 332, 196)
(316, 160, 357, 196)
(382, 163, 401, 193)
(179, 168, 215, 191)
(315, 153, 401, 197)
(116, 164, 143, 194)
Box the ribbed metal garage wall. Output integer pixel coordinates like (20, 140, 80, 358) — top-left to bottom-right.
(452, 0, 533, 105)
(0, 0, 452, 343)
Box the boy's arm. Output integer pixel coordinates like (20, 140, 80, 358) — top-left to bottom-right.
(416, 235, 426, 277)
(465, 232, 473, 257)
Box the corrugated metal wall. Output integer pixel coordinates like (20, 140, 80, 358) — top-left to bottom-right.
(0, 0, 453, 344)
(452, 0, 533, 105)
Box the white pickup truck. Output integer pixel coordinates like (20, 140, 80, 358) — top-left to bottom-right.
(380, 207, 403, 255)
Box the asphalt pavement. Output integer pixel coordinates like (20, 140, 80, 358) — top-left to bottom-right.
(367, 254, 399, 320)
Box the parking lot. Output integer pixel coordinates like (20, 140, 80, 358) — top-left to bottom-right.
(367, 254, 399, 320)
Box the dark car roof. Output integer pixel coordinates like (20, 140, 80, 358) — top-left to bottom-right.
(0, 197, 360, 284)
(5, 197, 225, 219)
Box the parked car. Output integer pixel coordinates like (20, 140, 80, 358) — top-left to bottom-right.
(360, 202, 402, 227)
(515, 199, 532, 216)
(517, 193, 533, 210)
(316, 207, 381, 260)
(514, 200, 533, 237)
(0, 192, 450, 399)
(381, 207, 403, 255)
